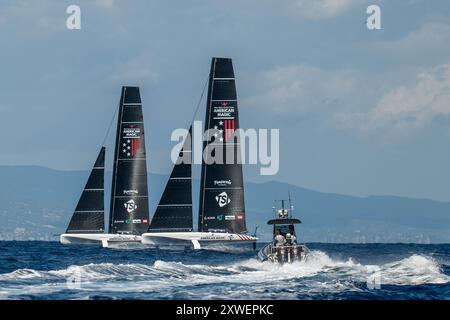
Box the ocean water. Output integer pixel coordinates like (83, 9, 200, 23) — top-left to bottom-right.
(0, 241, 449, 300)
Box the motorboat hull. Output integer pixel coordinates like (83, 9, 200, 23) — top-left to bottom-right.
(258, 243, 309, 264)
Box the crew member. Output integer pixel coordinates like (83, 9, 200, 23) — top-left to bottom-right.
(274, 230, 285, 247)
(285, 233, 293, 245)
(290, 233, 297, 244)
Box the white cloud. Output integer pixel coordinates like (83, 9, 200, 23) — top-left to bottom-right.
(95, 0, 115, 9)
(360, 22, 450, 72)
(337, 64, 450, 140)
(293, 0, 356, 19)
(0, 1, 61, 33)
(372, 23, 450, 57)
(245, 64, 357, 115)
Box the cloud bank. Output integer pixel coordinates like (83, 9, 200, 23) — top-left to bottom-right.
(337, 64, 450, 140)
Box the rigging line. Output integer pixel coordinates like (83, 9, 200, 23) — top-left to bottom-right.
(101, 101, 119, 146)
(155, 76, 208, 211)
(189, 73, 209, 127)
(152, 74, 209, 226)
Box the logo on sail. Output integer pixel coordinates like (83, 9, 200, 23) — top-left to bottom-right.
(122, 126, 141, 158)
(213, 101, 235, 118)
(122, 138, 141, 158)
(123, 126, 141, 138)
(214, 180, 231, 187)
(212, 119, 235, 142)
(124, 199, 137, 213)
(215, 192, 231, 207)
(123, 189, 139, 195)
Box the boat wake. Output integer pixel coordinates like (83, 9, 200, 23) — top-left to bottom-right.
(0, 250, 448, 299)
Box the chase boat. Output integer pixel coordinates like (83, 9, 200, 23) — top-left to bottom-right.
(258, 197, 309, 264)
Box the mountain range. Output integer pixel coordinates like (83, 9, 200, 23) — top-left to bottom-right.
(1, 166, 449, 243)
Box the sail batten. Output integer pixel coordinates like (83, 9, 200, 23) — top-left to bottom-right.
(66, 147, 105, 234)
(198, 57, 247, 234)
(109, 86, 149, 235)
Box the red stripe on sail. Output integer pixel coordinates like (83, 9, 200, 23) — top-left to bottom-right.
(131, 138, 141, 157)
(224, 119, 235, 142)
(225, 120, 228, 141)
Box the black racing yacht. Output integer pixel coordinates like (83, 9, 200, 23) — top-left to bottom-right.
(60, 86, 150, 247)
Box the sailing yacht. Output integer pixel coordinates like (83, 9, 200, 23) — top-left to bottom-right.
(141, 57, 257, 249)
(60, 86, 150, 247)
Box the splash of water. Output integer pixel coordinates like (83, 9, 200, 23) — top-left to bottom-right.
(0, 250, 447, 300)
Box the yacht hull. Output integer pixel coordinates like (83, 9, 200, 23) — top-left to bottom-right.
(141, 232, 257, 249)
(60, 233, 142, 248)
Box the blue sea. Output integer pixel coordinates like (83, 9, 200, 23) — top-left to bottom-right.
(0, 241, 449, 300)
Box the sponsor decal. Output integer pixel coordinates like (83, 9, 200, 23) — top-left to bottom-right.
(217, 214, 224, 222)
(237, 234, 251, 240)
(126, 218, 131, 224)
(223, 119, 235, 142)
(123, 189, 139, 195)
(213, 101, 235, 119)
(142, 219, 148, 224)
(132, 219, 141, 224)
(123, 126, 141, 138)
(114, 220, 124, 224)
(236, 214, 244, 220)
(122, 126, 141, 158)
(215, 191, 231, 207)
(211, 119, 235, 143)
(214, 179, 231, 187)
(211, 101, 236, 143)
(124, 199, 137, 213)
(200, 235, 228, 240)
(204, 216, 216, 220)
(225, 215, 235, 220)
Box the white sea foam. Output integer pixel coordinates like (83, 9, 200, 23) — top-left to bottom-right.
(0, 251, 448, 299)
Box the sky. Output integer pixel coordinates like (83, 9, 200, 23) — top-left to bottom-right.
(0, 0, 449, 201)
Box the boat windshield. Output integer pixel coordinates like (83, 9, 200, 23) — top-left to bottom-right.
(274, 224, 296, 237)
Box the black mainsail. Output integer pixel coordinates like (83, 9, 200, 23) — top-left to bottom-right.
(198, 58, 246, 234)
(66, 147, 105, 234)
(148, 127, 193, 232)
(109, 86, 149, 235)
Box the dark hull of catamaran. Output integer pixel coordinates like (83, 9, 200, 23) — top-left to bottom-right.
(258, 243, 309, 264)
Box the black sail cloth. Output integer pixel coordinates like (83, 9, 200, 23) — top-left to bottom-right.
(198, 58, 246, 234)
(109, 87, 149, 235)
